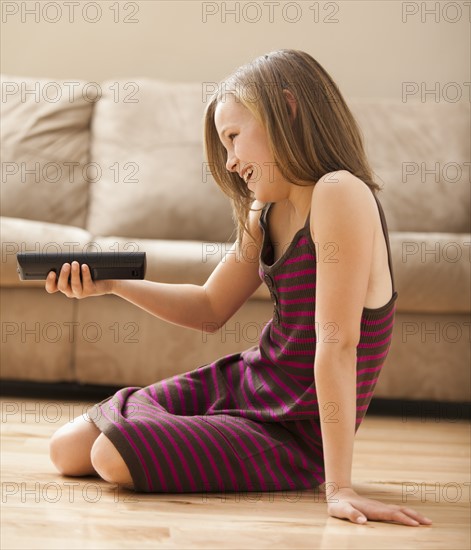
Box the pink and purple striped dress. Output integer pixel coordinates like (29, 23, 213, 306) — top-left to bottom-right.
(88, 192, 398, 493)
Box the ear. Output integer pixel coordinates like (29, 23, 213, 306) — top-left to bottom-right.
(283, 89, 297, 124)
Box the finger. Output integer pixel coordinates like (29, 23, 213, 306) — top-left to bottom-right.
(330, 502, 367, 525)
(70, 261, 83, 296)
(81, 264, 95, 293)
(366, 505, 420, 527)
(45, 271, 58, 293)
(398, 507, 433, 525)
(390, 509, 421, 526)
(57, 263, 72, 293)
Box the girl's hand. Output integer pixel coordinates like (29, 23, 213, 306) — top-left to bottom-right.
(326, 487, 433, 527)
(45, 261, 114, 298)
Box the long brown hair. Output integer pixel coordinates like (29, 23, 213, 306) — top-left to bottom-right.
(203, 49, 381, 245)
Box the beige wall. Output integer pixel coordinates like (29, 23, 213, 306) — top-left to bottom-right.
(0, 0, 469, 100)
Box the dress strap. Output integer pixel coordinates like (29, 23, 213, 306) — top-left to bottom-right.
(372, 193, 396, 293)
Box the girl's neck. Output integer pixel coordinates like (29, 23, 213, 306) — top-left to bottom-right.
(280, 186, 314, 226)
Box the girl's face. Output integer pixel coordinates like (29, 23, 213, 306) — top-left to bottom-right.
(214, 94, 289, 203)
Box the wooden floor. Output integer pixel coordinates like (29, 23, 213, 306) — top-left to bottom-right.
(1, 397, 469, 549)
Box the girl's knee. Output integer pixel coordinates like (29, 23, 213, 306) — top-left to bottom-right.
(90, 434, 133, 488)
(49, 415, 100, 476)
(49, 425, 76, 475)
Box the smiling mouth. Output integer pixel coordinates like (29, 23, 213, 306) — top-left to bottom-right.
(243, 168, 254, 184)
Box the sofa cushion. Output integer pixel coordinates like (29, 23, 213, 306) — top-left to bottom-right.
(2, 217, 467, 312)
(90, 236, 271, 302)
(87, 78, 235, 242)
(350, 100, 470, 233)
(1, 217, 93, 287)
(0, 75, 94, 228)
(0, 220, 273, 299)
(391, 232, 470, 314)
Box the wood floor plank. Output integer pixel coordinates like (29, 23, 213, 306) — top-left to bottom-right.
(1, 397, 469, 549)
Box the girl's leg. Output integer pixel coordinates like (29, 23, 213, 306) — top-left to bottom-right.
(49, 413, 100, 476)
(49, 413, 134, 488)
(90, 433, 134, 488)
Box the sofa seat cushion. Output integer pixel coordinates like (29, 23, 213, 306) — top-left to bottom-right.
(2, 218, 468, 312)
(90, 236, 271, 302)
(0, 224, 272, 300)
(0, 75, 94, 228)
(0, 217, 93, 287)
(391, 232, 470, 313)
(93, 232, 468, 313)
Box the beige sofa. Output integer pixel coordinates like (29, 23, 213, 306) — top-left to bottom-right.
(1, 75, 470, 404)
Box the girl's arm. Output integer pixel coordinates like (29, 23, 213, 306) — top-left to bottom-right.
(311, 172, 432, 526)
(45, 200, 265, 334)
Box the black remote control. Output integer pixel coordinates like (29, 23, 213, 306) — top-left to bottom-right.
(16, 252, 146, 281)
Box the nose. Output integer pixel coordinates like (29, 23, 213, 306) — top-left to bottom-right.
(225, 152, 238, 173)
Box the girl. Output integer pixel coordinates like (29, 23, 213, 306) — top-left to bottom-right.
(47, 49, 432, 527)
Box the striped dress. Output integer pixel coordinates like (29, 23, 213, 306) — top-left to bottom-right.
(88, 192, 398, 493)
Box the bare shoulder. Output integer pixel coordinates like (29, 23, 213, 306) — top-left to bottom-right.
(310, 170, 377, 235)
(313, 170, 374, 200)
